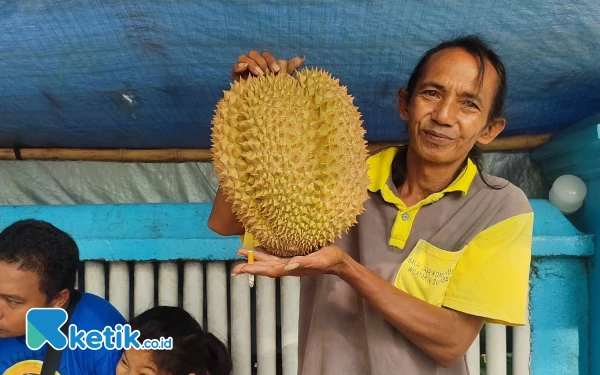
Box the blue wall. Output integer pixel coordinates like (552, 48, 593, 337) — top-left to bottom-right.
(531, 113, 600, 375)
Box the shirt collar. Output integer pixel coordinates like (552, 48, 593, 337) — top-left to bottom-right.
(367, 147, 478, 199)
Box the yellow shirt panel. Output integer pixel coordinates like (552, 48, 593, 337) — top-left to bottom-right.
(442, 212, 534, 326)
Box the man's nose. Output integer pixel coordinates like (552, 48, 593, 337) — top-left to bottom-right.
(431, 98, 458, 126)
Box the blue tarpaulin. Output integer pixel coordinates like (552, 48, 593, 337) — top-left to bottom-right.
(0, 1, 598, 149)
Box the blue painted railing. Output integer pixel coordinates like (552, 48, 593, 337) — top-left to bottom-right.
(531, 111, 600, 375)
(0, 204, 241, 261)
(0, 199, 593, 375)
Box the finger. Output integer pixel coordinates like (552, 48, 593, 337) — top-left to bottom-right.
(232, 259, 282, 275)
(283, 255, 307, 271)
(233, 263, 289, 278)
(261, 51, 280, 73)
(284, 254, 328, 272)
(277, 59, 288, 76)
(238, 55, 264, 76)
(231, 262, 246, 275)
(231, 62, 249, 81)
(287, 56, 305, 74)
(248, 50, 269, 74)
(232, 62, 248, 73)
(283, 262, 300, 271)
(230, 260, 247, 273)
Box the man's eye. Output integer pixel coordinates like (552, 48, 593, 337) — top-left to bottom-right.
(464, 101, 479, 109)
(421, 90, 440, 99)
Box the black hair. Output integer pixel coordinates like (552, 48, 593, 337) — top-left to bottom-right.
(0, 219, 79, 300)
(129, 306, 233, 375)
(393, 35, 508, 189)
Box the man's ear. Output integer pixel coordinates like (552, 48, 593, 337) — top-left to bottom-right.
(476, 117, 506, 145)
(48, 289, 70, 309)
(398, 88, 410, 121)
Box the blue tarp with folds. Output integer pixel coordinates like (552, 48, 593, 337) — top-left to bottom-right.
(0, 1, 598, 149)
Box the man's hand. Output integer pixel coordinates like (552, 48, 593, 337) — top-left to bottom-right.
(232, 50, 305, 81)
(231, 245, 347, 277)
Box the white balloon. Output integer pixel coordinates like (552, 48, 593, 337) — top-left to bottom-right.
(549, 175, 587, 214)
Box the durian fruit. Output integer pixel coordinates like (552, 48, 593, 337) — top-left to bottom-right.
(210, 68, 370, 257)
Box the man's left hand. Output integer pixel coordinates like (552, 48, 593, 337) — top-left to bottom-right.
(231, 245, 347, 278)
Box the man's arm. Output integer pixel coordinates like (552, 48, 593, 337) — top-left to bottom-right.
(231, 246, 483, 368)
(337, 253, 483, 368)
(207, 188, 245, 236)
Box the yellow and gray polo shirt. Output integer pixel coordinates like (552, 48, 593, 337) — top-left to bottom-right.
(244, 146, 533, 375)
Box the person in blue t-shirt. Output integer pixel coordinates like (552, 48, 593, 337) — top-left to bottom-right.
(0, 219, 127, 375)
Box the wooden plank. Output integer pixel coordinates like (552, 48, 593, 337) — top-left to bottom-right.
(0, 134, 552, 162)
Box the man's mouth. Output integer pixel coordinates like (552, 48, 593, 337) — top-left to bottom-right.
(421, 129, 455, 145)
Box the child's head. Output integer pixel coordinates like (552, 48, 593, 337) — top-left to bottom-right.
(116, 306, 232, 375)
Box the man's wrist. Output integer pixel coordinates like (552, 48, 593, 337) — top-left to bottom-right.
(332, 251, 354, 279)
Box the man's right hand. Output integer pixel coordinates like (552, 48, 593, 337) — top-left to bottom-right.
(232, 50, 305, 81)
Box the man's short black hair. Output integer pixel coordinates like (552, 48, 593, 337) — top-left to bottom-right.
(0, 219, 79, 299)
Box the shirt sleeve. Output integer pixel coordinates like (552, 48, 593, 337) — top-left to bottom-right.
(442, 211, 533, 326)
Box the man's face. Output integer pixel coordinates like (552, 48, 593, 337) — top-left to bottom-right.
(399, 47, 505, 165)
(0, 262, 52, 338)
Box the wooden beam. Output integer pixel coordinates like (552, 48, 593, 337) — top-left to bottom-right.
(0, 134, 551, 163)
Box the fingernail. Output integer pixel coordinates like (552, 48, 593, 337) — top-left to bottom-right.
(254, 67, 264, 75)
(239, 63, 248, 68)
(272, 63, 280, 72)
(284, 263, 300, 271)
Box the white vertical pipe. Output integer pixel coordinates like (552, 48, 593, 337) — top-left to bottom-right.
(84, 261, 105, 299)
(134, 262, 154, 316)
(158, 262, 178, 306)
(485, 323, 507, 375)
(466, 333, 481, 375)
(183, 261, 204, 324)
(281, 277, 300, 375)
(207, 262, 228, 345)
(108, 262, 130, 319)
(513, 310, 531, 375)
(256, 276, 276, 375)
(230, 271, 252, 374)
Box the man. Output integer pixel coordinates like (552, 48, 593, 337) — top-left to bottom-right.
(0, 219, 126, 375)
(209, 36, 533, 374)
